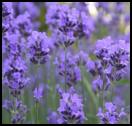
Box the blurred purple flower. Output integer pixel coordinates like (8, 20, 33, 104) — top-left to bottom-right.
(2, 99, 28, 124)
(54, 52, 81, 86)
(27, 31, 51, 64)
(2, 2, 14, 34)
(33, 84, 44, 102)
(97, 102, 126, 124)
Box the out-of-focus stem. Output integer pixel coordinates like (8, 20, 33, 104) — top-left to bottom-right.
(64, 46, 67, 91)
(102, 89, 104, 112)
(36, 101, 39, 124)
(111, 81, 114, 101)
(81, 65, 85, 115)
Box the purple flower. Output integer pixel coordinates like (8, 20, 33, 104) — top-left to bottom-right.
(3, 56, 29, 97)
(2, 99, 13, 112)
(17, 2, 40, 19)
(46, 3, 94, 47)
(27, 31, 51, 64)
(92, 75, 103, 92)
(109, 40, 130, 70)
(15, 12, 33, 36)
(52, 30, 75, 48)
(86, 60, 96, 76)
(11, 99, 28, 124)
(33, 84, 44, 102)
(79, 12, 94, 38)
(2, 99, 28, 124)
(57, 87, 86, 124)
(54, 52, 81, 86)
(94, 36, 113, 62)
(93, 36, 130, 82)
(2, 2, 14, 34)
(2, 2, 14, 17)
(113, 96, 125, 108)
(47, 112, 60, 124)
(97, 102, 126, 124)
(74, 51, 88, 65)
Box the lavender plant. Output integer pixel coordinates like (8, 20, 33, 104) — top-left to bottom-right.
(2, 2, 130, 124)
(97, 102, 126, 124)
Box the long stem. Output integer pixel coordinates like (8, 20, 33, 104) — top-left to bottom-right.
(81, 65, 85, 114)
(64, 46, 66, 91)
(36, 101, 39, 124)
(111, 82, 114, 101)
(102, 89, 104, 112)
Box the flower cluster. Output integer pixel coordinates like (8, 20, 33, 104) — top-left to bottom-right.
(46, 3, 94, 48)
(3, 56, 29, 97)
(54, 52, 81, 87)
(86, 36, 130, 93)
(57, 87, 85, 124)
(2, 2, 129, 124)
(47, 111, 60, 124)
(97, 102, 126, 124)
(86, 60, 110, 93)
(14, 12, 33, 36)
(33, 84, 44, 102)
(48, 87, 85, 124)
(2, 99, 28, 124)
(74, 51, 88, 66)
(2, 2, 14, 34)
(27, 31, 51, 64)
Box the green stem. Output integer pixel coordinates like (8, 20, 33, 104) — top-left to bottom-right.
(102, 89, 104, 112)
(111, 82, 114, 101)
(81, 65, 85, 115)
(36, 102, 39, 124)
(64, 46, 67, 91)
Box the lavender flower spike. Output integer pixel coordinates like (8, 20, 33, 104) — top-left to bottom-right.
(97, 102, 126, 124)
(33, 84, 44, 102)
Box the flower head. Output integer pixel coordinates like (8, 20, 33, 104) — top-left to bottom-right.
(97, 102, 126, 124)
(27, 31, 51, 64)
(33, 84, 44, 102)
(54, 52, 81, 86)
(57, 87, 86, 124)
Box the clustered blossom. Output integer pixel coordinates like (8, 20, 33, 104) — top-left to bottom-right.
(2, 2, 14, 34)
(94, 37, 130, 78)
(86, 60, 110, 93)
(47, 111, 60, 124)
(27, 31, 51, 64)
(48, 87, 85, 124)
(2, 6, 33, 55)
(97, 102, 126, 124)
(86, 36, 130, 93)
(74, 51, 88, 66)
(2, 99, 28, 124)
(54, 52, 81, 87)
(16, 2, 40, 19)
(2, 3, 32, 98)
(3, 32, 26, 56)
(2, 2, 129, 124)
(33, 84, 44, 102)
(46, 3, 94, 48)
(14, 12, 33, 36)
(3, 56, 29, 97)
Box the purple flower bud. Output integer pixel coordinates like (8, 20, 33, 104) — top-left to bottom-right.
(33, 84, 44, 102)
(97, 102, 126, 124)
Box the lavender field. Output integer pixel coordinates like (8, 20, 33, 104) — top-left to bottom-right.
(2, 2, 130, 124)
